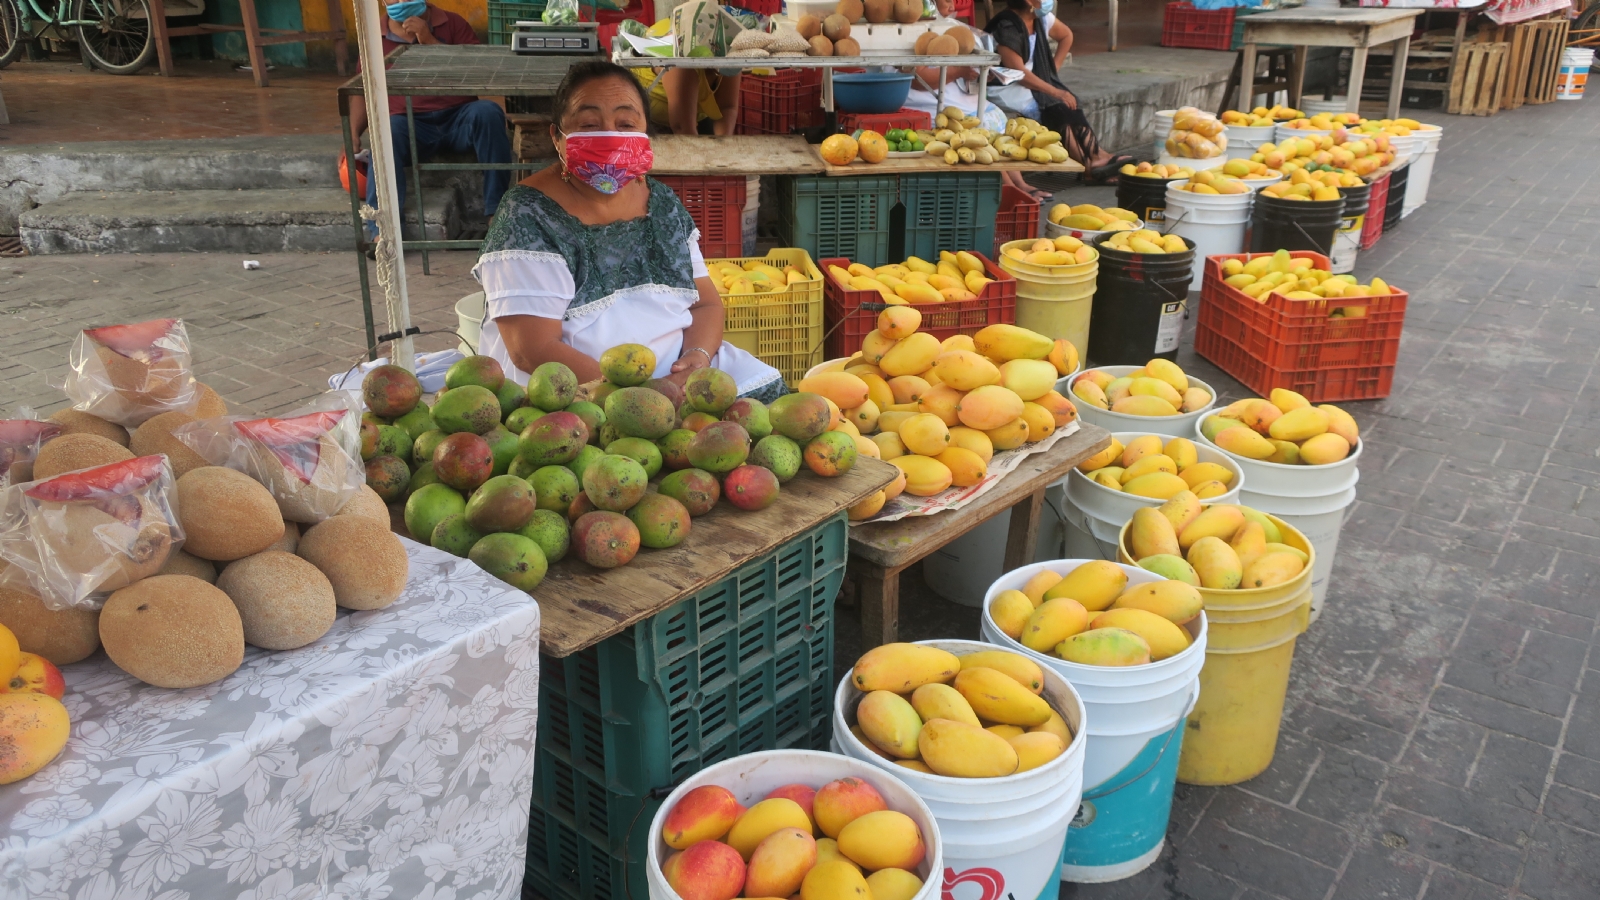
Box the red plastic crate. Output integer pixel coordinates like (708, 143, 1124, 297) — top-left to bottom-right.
(736, 70, 825, 136)
(1161, 3, 1237, 51)
(952, 0, 974, 22)
(821, 254, 1017, 360)
(725, 0, 779, 13)
(1194, 250, 1407, 402)
(656, 175, 747, 258)
(838, 108, 932, 134)
(1361, 171, 1390, 251)
(993, 183, 1041, 257)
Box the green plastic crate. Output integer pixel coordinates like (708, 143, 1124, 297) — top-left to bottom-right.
(489, 0, 546, 45)
(777, 174, 899, 268)
(896, 171, 1003, 260)
(523, 513, 849, 900)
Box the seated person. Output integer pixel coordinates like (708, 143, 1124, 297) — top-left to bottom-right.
(349, 1, 513, 228)
(906, 65, 1052, 201)
(471, 61, 785, 401)
(631, 66, 742, 135)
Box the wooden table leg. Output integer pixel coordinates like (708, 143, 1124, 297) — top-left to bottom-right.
(859, 564, 904, 649)
(238, 0, 271, 87)
(1386, 36, 1410, 119)
(1347, 44, 1369, 114)
(148, 0, 174, 77)
(1289, 45, 1307, 110)
(1003, 489, 1046, 573)
(1239, 41, 1258, 113)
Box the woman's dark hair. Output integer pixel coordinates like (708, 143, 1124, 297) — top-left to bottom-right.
(552, 60, 650, 130)
(1003, 0, 1033, 10)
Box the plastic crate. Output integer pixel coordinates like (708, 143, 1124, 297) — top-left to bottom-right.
(953, 0, 974, 22)
(707, 249, 827, 385)
(726, 0, 780, 12)
(737, 70, 825, 136)
(656, 175, 747, 259)
(822, 253, 1018, 360)
(1227, 6, 1269, 50)
(524, 514, 848, 900)
(1161, 2, 1236, 51)
(993, 183, 1042, 256)
(1383, 162, 1409, 232)
(777, 174, 899, 268)
(1194, 250, 1406, 402)
(897, 171, 1003, 261)
(838, 108, 933, 134)
(488, 0, 546, 45)
(1361, 171, 1390, 250)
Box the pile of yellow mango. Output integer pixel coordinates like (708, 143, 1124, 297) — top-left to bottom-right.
(1172, 170, 1251, 195)
(1047, 203, 1140, 232)
(1102, 229, 1189, 255)
(1125, 496, 1308, 590)
(1201, 388, 1360, 465)
(1220, 105, 1303, 126)
(1118, 162, 1195, 179)
(989, 560, 1199, 665)
(1070, 359, 1212, 417)
(1076, 434, 1234, 500)
(849, 643, 1072, 777)
(827, 251, 993, 305)
(1282, 112, 1363, 131)
(804, 322, 1078, 517)
(1250, 137, 1371, 183)
(1259, 170, 1347, 202)
(1220, 249, 1397, 307)
(1002, 235, 1096, 267)
(708, 259, 813, 295)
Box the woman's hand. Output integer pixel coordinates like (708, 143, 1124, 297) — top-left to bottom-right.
(1055, 87, 1078, 109)
(667, 347, 712, 386)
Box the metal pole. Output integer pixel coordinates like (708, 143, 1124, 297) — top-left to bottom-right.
(353, 0, 416, 373)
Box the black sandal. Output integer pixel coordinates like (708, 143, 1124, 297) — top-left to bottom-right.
(1085, 154, 1138, 185)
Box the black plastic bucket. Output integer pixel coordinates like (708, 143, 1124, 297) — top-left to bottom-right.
(1249, 193, 1345, 255)
(1115, 176, 1184, 227)
(1088, 234, 1197, 364)
(1329, 181, 1372, 273)
(1383, 162, 1410, 233)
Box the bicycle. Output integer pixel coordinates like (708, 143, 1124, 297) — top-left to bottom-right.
(0, 0, 154, 74)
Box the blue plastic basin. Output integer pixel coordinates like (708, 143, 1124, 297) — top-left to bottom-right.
(833, 72, 914, 115)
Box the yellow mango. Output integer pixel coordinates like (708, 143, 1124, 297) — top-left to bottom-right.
(958, 649, 1044, 693)
(1143, 358, 1189, 394)
(1319, 404, 1360, 445)
(937, 446, 988, 487)
(1178, 505, 1246, 551)
(866, 868, 925, 900)
(860, 330, 898, 365)
(801, 859, 872, 900)
(1265, 439, 1300, 465)
(899, 413, 951, 456)
(852, 642, 960, 693)
(850, 725, 894, 761)
(1269, 388, 1311, 412)
(941, 334, 977, 353)
(998, 359, 1059, 401)
(1044, 559, 1129, 611)
(728, 798, 814, 859)
(815, 837, 858, 872)
(1072, 379, 1110, 409)
(1263, 542, 1308, 563)
(1129, 507, 1180, 559)
(1214, 425, 1276, 459)
(894, 759, 935, 774)
(1242, 551, 1305, 588)
(1200, 414, 1246, 442)
(1120, 435, 1164, 467)
(1021, 596, 1089, 653)
(1120, 454, 1178, 483)
(1021, 569, 1064, 606)
(894, 281, 945, 305)
(1056, 628, 1152, 666)
(1123, 472, 1190, 500)
(973, 324, 1053, 362)
(1112, 395, 1179, 417)
(1238, 506, 1283, 543)
(879, 332, 942, 378)
(887, 375, 930, 406)
(1090, 608, 1192, 660)
(1164, 437, 1198, 470)
(1268, 406, 1330, 442)
(1179, 462, 1235, 488)
(1182, 387, 1213, 413)
(1093, 470, 1124, 491)
(1025, 250, 1075, 266)
(891, 454, 953, 496)
(856, 690, 924, 759)
(876, 411, 916, 435)
(931, 351, 1001, 391)
(904, 255, 937, 274)
(1192, 480, 1230, 499)
(1187, 536, 1243, 590)
(1137, 554, 1200, 586)
(911, 682, 981, 728)
(919, 718, 1020, 778)
(1299, 432, 1351, 465)
(988, 589, 1034, 639)
(1129, 377, 1184, 408)
(1047, 338, 1079, 377)
(957, 385, 1026, 431)
(847, 262, 875, 277)
(1230, 520, 1268, 570)
(954, 667, 1053, 727)
(860, 373, 895, 411)
(1112, 579, 1203, 625)
(1009, 731, 1067, 772)
(948, 426, 994, 464)
(926, 273, 963, 292)
(1031, 710, 1074, 744)
(918, 384, 964, 427)
(985, 417, 1031, 451)
(985, 723, 1025, 740)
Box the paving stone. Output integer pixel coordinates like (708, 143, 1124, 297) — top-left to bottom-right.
(1327, 843, 1428, 900)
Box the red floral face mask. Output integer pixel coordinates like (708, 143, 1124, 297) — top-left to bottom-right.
(559, 131, 654, 195)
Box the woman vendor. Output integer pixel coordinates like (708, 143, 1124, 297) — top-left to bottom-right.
(632, 67, 742, 135)
(472, 61, 785, 402)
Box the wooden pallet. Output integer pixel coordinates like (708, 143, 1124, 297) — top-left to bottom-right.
(1448, 41, 1509, 115)
(1525, 19, 1571, 104)
(1477, 21, 1538, 109)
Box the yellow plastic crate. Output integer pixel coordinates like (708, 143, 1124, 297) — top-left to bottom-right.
(706, 249, 825, 387)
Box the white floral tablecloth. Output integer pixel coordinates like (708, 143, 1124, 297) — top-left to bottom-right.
(0, 538, 541, 900)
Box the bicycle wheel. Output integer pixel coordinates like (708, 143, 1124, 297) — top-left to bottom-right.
(73, 0, 152, 74)
(0, 0, 24, 69)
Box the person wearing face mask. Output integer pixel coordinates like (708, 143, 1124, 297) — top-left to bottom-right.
(470, 61, 785, 400)
(348, 1, 514, 227)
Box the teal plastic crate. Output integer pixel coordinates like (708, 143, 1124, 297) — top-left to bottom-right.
(489, 0, 546, 45)
(777, 174, 899, 268)
(523, 513, 848, 900)
(896, 171, 1003, 260)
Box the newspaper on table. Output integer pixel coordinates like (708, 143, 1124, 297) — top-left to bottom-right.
(857, 420, 1080, 524)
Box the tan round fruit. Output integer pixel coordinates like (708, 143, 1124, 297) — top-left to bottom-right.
(797, 14, 822, 39)
(46, 409, 129, 447)
(194, 383, 228, 418)
(99, 575, 244, 688)
(175, 466, 286, 561)
(32, 433, 134, 480)
(337, 484, 390, 523)
(45, 496, 173, 594)
(925, 34, 959, 55)
(822, 13, 851, 41)
(945, 25, 976, 53)
(267, 520, 300, 554)
(158, 549, 217, 583)
(217, 551, 337, 650)
(0, 563, 101, 665)
(892, 0, 921, 23)
(808, 34, 833, 56)
(130, 411, 210, 478)
(913, 31, 935, 54)
(862, 0, 890, 22)
(833, 36, 861, 56)
(297, 515, 408, 611)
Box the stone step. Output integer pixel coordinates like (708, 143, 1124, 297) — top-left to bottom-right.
(18, 188, 463, 255)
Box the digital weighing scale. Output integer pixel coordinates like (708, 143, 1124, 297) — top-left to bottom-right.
(511, 21, 602, 55)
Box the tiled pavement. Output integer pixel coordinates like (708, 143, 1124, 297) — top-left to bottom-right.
(3, 97, 1599, 900)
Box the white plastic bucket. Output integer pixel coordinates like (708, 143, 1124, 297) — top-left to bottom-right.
(833, 639, 1087, 900)
(1223, 124, 1277, 160)
(921, 511, 1065, 607)
(1299, 96, 1349, 115)
(1239, 172, 1285, 191)
(1274, 124, 1331, 144)
(645, 749, 943, 900)
(1330, 212, 1362, 274)
(1045, 217, 1145, 243)
(1402, 126, 1441, 217)
(1156, 153, 1228, 172)
(1238, 482, 1356, 624)
(1557, 47, 1594, 100)
(1192, 420, 1362, 499)
(456, 291, 485, 356)
(741, 175, 760, 257)
(1068, 367, 1218, 439)
(1151, 109, 1176, 158)
(1162, 186, 1252, 288)
(980, 562, 1206, 882)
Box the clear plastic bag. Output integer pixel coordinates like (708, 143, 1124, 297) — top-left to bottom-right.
(0, 455, 183, 611)
(172, 393, 364, 524)
(62, 318, 201, 428)
(1165, 107, 1229, 159)
(542, 0, 579, 25)
(0, 414, 61, 490)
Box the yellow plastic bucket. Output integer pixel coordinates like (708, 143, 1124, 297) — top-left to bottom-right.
(1118, 513, 1314, 785)
(998, 240, 1097, 354)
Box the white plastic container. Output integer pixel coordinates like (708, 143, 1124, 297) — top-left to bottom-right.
(1401, 125, 1441, 217)
(980, 562, 1206, 882)
(646, 749, 943, 900)
(1061, 430, 1245, 558)
(456, 291, 485, 356)
(1068, 366, 1218, 441)
(1223, 123, 1277, 160)
(1192, 421, 1361, 498)
(1162, 186, 1252, 288)
(1045, 217, 1144, 243)
(1239, 172, 1285, 191)
(1557, 47, 1594, 100)
(1150, 109, 1176, 158)
(1299, 96, 1349, 115)
(1156, 153, 1227, 172)
(1274, 124, 1331, 143)
(833, 639, 1087, 900)
(1238, 482, 1356, 624)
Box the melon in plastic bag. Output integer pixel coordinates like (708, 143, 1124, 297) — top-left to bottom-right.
(0, 417, 62, 489)
(62, 318, 200, 427)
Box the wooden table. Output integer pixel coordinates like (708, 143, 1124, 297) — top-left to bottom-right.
(848, 423, 1111, 647)
(1237, 8, 1425, 119)
(149, 0, 348, 88)
(819, 155, 1086, 176)
(650, 135, 827, 176)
